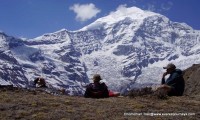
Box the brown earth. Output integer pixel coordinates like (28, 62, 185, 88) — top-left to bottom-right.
(0, 64, 200, 120)
(183, 64, 200, 96)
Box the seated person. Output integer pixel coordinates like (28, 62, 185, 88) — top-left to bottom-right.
(84, 74, 109, 98)
(34, 77, 47, 88)
(157, 63, 185, 96)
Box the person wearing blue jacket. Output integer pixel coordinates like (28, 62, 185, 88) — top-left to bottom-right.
(159, 63, 185, 96)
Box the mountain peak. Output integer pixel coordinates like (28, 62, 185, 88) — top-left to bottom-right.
(80, 6, 159, 31)
(109, 6, 156, 18)
(33, 28, 69, 41)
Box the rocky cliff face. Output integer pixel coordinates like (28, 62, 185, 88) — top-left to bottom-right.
(0, 7, 200, 94)
(0, 33, 29, 87)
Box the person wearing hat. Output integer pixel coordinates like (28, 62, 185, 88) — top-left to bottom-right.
(157, 63, 185, 96)
(84, 74, 109, 98)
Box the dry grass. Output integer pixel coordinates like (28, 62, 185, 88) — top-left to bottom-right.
(0, 88, 199, 120)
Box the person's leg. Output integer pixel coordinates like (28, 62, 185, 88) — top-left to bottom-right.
(155, 85, 172, 98)
(160, 85, 171, 91)
(109, 90, 120, 97)
(113, 92, 120, 97)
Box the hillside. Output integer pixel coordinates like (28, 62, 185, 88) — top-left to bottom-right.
(183, 64, 200, 96)
(0, 64, 200, 120)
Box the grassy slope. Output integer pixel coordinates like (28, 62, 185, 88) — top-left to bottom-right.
(0, 88, 199, 120)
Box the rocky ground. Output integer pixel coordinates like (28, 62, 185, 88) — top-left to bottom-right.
(0, 64, 200, 120)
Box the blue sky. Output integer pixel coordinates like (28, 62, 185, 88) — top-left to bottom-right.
(0, 0, 199, 38)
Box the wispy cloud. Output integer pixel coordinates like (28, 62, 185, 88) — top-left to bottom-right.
(109, 4, 130, 16)
(161, 1, 173, 11)
(69, 3, 101, 22)
(147, 4, 156, 12)
(128, 0, 173, 12)
(117, 4, 127, 11)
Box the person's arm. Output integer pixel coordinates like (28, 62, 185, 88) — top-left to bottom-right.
(161, 72, 168, 84)
(165, 72, 179, 85)
(84, 83, 93, 98)
(101, 83, 109, 97)
(161, 78, 165, 84)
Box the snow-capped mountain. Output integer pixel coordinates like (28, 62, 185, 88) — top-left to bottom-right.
(0, 7, 200, 94)
(0, 31, 88, 95)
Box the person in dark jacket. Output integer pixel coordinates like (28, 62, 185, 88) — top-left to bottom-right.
(84, 74, 109, 98)
(158, 63, 185, 96)
(34, 77, 47, 88)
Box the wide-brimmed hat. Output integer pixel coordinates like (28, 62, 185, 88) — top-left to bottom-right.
(163, 63, 176, 69)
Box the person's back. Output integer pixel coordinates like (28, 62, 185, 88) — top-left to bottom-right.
(164, 69, 185, 96)
(84, 82, 109, 98)
(84, 74, 109, 98)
